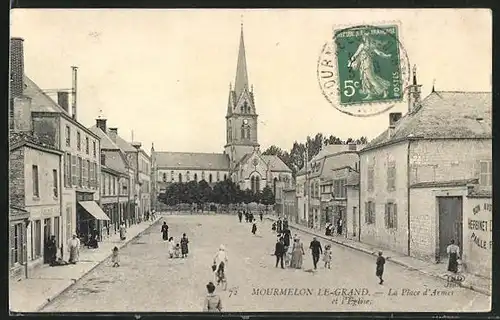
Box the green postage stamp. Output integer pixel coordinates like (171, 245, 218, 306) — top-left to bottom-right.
(317, 23, 410, 117)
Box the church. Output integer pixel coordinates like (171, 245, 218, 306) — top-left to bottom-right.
(151, 25, 293, 198)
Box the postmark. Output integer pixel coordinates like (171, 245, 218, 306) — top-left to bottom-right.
(317, 23, 411, 117)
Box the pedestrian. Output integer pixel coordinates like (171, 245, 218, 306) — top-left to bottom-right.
(173, 243, 181, 258)
(111, 246, 120, 267)
(274, 238, 286, 269)
(283, 229, 291, 248)
(337, 217, 343, 235)
(244, 211, 249, 223)
(259, 212, 263, 221)
(167, 237, 175, 258)
(47, 235, 57, 266)
(249, 212, 254, 223)
(161, 222, 169, 241)
(325, 223, 332, 236)
(67, 234, 80, 264)
(285, 243, 293, 267)
(203, 281, 222, 312)
(290, 237, 305, 269)
(283, 217, 289, 231)
(323, 244, 332, 269)
(277, 217, 283, 233)
(446, 239, 460, 273)
(272, 222, 276, 232)
(376, 251, 386, 284)
(251, 220, 257, 235)
(213, 245, 228, 290)
(119, 222, 127, 240)
(180, 233, 189, 258)
(238, 211, 243, 223)
(309, 237, 323, 270)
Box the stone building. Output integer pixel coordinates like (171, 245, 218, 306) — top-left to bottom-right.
(151, 25, 292, 199)
(9, 37, 108, 261)
(358, 70, 491, 277)
(9, 132, 63, 275)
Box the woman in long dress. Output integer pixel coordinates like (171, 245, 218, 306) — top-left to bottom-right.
(180, 233, 189, 258)
(290, 238, 304, 269)
(446, 239, 460, 273)
(67, 234, 80, 264)
(348, 32, 392, 100)
(161, 222, 169, 241)
(167, 237, 175, 258)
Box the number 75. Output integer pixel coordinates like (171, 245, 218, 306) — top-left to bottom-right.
(343, 80, 360, 97)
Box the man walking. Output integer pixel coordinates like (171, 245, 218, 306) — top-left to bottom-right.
(238, 211, 243, 223)
(275, 238, 286, 269)
(309, 237, 323, 270)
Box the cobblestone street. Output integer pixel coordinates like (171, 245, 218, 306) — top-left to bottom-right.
(41, 214, 490, 313)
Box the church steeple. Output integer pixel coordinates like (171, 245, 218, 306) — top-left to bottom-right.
(234, 23, 249, 98)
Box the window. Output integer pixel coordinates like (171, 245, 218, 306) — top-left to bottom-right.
(194, 173, 198, 181)
(102, 174, 106, 195)
(162, 173, 167, 182)
(113, 177, 116, 195)
(178, 173, 182, 183)
(241, 126, 245, 140)
(65, 125, 71, 147)
(71, 155, 77, 186)
(32, 165, 39, 197)
(479, 160, 492, 187)
(365, 201, 375, 224)
(53, 169, 58, 197)
(86, 160, 91, 188)
(108, 175, 111, 195)
(85, 137, 89, 154)
(64, 153, 71, 187)
(217, 172, 220, 181)
(251, 176, 255, 193)
(94, 163, 98, 188)
(256, 176, 260, 192)
(385, 202, 398, 229)
(387, 162, 396, 191)
(77, 132, 81, 151)
(10, 223, 24, 266)
(209, 173, 213, 183)
(33, 220, 42, 259)
(78, 157, 83, 187)
(93, 141, 96, 157)
(187, 171, 190, 181)
(334, 179, 346, 198)
(247, 126, 251, 140)
(100, 153, 106, 166)
(202, 171, 205, 180)
(224, 174, 227, 180)
(367, 165, 374, 192)
(89, 161, 94, 188)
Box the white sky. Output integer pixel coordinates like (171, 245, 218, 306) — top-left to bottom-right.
(11, 9, 491, 154)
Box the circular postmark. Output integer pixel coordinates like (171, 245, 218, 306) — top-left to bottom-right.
(317, 24, 411, 117)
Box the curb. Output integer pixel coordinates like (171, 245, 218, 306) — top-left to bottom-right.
(35, 219, 161, 312)
(265, 216, 491, 297)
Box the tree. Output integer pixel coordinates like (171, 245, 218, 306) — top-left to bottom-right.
(242, 188, 253, 204)
(260, 185, 275, 206)
(198, 180, 212, 204)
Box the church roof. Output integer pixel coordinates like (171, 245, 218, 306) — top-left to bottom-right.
(234, 24, 249, 98)
(362, 91, 492, 152)
(262, 155, 292, 172)
(154, 152, 230, 170)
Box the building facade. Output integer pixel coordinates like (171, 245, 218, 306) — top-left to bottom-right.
(151, 25, 292, 199)
(138, 148, 151, 218)
(358, 72, 491, 277)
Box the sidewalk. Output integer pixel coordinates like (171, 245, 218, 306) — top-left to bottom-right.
(9, 216, 162, 313)
(266, 216, 491, 296)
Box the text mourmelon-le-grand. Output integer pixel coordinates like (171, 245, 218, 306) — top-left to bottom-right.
(251, 288, 370, 296)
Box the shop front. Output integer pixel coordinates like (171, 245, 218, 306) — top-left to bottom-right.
(76, 192, 111, 244)
(332, 199, 347, 236)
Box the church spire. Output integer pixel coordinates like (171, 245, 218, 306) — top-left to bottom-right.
(234, 21, 249, 97)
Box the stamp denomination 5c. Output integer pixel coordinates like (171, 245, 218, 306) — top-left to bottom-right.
(317, 23, 410, 117)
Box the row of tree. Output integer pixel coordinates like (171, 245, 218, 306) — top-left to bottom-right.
(263, 133, 368, 178)
(157, 179, 276, 207)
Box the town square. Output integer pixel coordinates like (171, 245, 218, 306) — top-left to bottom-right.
(9, 9, 491, 314)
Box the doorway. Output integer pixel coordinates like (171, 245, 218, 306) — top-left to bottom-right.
(438, 196, 463, 259)
(43, 218, 51, 264)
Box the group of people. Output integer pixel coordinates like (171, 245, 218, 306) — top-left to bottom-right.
(325, 218, 343, 236)
(161, 221, 190, 259)
(237, 209, 263, 223)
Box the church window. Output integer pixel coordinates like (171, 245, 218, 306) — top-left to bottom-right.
(171, 171, 174, 181)
(243, 101, 248, 113)
(256, 176, 260, 192)
(247, 126, 251, 140)
(241, 125, 245, 140)
(187, 171, 190, 181)
(273, 177, 278, 195)
(241, 105, 244, 113)
(224, 174, 227, 180)
(178, 173, 182, 182)
(251, 176, 255, 193)
(201, 171, 205, 180)
(162, 173, 167, 182)
(217, 172, 220, 181)
(194, 173, 198, 181)
(209, 173, 213, 183)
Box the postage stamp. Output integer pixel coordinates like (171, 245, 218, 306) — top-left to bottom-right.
(317, 23, 411, 117)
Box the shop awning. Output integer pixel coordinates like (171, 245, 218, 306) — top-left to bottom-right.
(78, 201, 111, 221)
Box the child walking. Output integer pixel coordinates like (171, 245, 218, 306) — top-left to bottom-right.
(112, 246, 120, 267)
(323, 244, 332, 269)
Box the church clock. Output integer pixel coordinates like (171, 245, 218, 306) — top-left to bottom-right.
(243, 119, 248, 125)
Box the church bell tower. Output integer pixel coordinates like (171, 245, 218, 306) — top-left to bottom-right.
(224, 23, 259, 167)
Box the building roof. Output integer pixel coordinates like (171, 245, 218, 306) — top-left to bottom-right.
(115, 135, 137, 152)
(410, 178, 478, 189)
(297, 146, 360, 177)
(363, 91, 492, 151)
(154, 152, 230, 170)
(262, 155, 292, 172)
(23, 75, 67, 114)
(88, 125, 120, 150)
(102, 150, 128, 175)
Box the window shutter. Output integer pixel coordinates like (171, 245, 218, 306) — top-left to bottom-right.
(365, 202, 369, 223)
(9, 224, 14, 267)
(393, 203, 398, 230)
(384, 203, 389, 228)
(71, 155, 77, 185)
(371, 202, 376, 224)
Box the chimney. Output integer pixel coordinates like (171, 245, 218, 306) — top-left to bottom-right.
(10, 38, 25, 98)
(71, 66, 78, 120)
(96, 118, 107, 133)
(108, 127, 118, 143)
(348, 143, 357, 151)
(57, 91, 69, 112)
(388, 112, 402, 138)
(131, 142, 142, 150)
